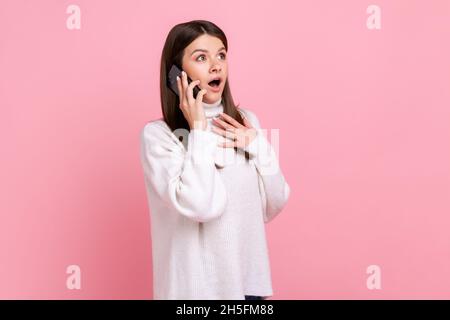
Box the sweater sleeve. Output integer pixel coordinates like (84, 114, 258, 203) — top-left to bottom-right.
(140, 121, 227, 223)
(239, 109, 291, 223)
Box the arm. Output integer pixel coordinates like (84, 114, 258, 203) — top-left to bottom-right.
(140, 121, 227, 223)
(240, 109, 291, 223)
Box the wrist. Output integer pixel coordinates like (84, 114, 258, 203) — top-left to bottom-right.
(190, 119, 207, 131)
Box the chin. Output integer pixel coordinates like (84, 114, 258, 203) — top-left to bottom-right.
(205, 92, 222, 101)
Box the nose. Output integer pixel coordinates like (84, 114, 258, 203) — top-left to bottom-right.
(210, 60, 222, 73)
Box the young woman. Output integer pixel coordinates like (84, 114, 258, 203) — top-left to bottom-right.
(140, 20, 290, 300)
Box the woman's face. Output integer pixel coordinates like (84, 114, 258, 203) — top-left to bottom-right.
(181, 34, 228, 104)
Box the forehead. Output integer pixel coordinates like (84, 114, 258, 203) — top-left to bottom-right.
(185, 34, 225, 53)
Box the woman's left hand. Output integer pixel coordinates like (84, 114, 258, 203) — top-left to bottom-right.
(212, 112, 258, 149)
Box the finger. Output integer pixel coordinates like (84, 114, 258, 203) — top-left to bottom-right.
(217, 141, 237, 148)
(181, 71, 190, 105)
(211, 124, 237, 140)
(219, 112, 245, 129)
(212, 117, 235, 131)
(243, 117, 254, 128)
(176, 75, 185, 107)
(195, 87, 208, 104)
(187, 79, 201, 107)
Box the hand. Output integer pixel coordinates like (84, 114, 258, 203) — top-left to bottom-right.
(176, 70, 208, 130)
(212, 112, 258, 149)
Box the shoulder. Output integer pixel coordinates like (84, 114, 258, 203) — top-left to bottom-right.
(140, 118, 182, 147)
(237, 107, 261, 129)
(141, 118, 167, 134)
(141, 118, 164, 139)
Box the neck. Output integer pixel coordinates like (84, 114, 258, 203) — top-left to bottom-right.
(202, 97, 223, 119)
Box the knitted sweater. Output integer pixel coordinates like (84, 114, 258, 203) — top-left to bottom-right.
(140, 98, 290, 300)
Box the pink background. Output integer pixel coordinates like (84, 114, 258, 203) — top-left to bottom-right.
(1, 0, 449, 299)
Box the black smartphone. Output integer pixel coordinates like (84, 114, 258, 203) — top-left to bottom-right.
(167, 64, 201, 99)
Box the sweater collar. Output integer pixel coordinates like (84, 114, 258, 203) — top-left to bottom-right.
(203, 97, 224, 119)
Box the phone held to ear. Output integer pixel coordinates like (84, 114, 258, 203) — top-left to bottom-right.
(167, 64, 201, 99)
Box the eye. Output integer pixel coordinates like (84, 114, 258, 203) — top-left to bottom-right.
(196, 52, 227, 62)
(196, 55, 206, 62)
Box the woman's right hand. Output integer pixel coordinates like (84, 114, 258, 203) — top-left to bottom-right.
(176, 70, 208, 131)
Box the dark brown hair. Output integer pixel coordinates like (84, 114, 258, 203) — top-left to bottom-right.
(159, 20, 246, 135)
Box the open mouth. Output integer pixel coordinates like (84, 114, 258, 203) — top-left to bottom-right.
(208, 79, 222, 88)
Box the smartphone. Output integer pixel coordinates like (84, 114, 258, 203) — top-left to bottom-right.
(167, 64, 201, 99)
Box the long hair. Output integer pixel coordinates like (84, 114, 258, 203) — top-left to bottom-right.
(159, 20, 246, 136)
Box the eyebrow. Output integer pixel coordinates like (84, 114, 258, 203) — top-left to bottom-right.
(191, 47, 226, 56)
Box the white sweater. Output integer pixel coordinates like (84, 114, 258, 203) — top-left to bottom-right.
(140, 98, 290, 300)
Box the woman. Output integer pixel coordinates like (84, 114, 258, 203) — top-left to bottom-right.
(140, 20, 290, 300)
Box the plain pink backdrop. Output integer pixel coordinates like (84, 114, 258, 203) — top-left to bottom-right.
(1, 0, 449, 299)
